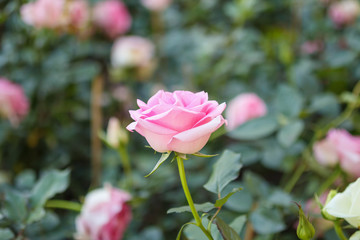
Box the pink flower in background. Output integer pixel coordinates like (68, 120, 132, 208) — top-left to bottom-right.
(141, 0, 172, 11)
(329, 0, 360, 26)
(0, 78, 29, 126)
(75, 185, 132, 240)
(301, 40, 323, 55)
(67, 0, 90, 32)
(313, 129, 360, 177)
(225, 93, 267, 131)
(20, 0, 66, 29)
(93, 0, 131, 38)
(127, 90, 226, 154)
(111, 36, 155, 68)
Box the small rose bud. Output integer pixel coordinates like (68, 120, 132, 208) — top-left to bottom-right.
(107, 117, 129, 148)
(296, 203, 315, 240)
(321, 189, 338, 221)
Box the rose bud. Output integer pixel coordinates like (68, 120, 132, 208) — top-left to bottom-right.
(93, 0, 132, 38)
(225, 93, 267, 131)
(0, 78, 29, 126)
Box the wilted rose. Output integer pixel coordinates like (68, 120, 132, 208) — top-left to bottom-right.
(0, 78, 29, 126)
(225, 93, 267, 131)
(329, 0, 360, 26)
(93, 0, 131, 38)
(127, 90, 226, 154)
(324, 178, 360, 228)
(75, 185, 132, 240)
(141, 0, 172, 11)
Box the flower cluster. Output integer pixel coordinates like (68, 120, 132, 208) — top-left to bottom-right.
(313, 129, 360, 177)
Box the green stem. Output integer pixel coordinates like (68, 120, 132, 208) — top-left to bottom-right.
(45, 200, 82, 212)
(176, 156, 214, 240)
(317, 167, 341, 195)
(334, 221, 348, 240)
(118, 144, 132, 186)
(284, 162, 307, 193)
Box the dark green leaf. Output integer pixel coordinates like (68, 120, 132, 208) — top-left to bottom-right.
(215, 188, 242, 208)
(3, 188, 27, 222)
(167, 202, 215, 214)
(215, 217, 241, 240)
(228, 116, 279, 141)
(274, 85, 304, 118)
(145, 152, 172, 177)
(204, 150, 242, 194)
(0, 228, 14, 240)
(250, 207, 286, 234)
(277, 120, 304, 148)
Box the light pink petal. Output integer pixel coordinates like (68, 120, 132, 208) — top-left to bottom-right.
(168, 116, 225, 153)
(146, 107, 205, 132)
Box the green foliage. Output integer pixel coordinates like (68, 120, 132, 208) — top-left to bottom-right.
(215, 217, 242, 240)
(204, 150, 242, 194)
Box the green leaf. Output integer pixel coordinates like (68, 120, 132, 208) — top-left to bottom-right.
(204, 150, 242, 194)
(249, 207, 286, 234)
(274, 85, 304, 118)
(167, 202, 215, 214)
(176, 222, 197, 240)
(228, 116, 279, 141)
(0, 228, 14, 240)
(192, 152, 218, 158)
(2, 188, 27, 222)
(28, 169, 70, 224)
(277, 120, 304, 148)
(145, 152, 172, 177)
(214, 188, 242, 208)
(215, 217, 242, 240)
(229, 215, 247, 234)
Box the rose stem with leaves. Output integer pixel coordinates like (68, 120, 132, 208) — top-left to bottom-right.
(118, 143, 133, 187)
(176, 155, 214, 240)
(334, 220, 348, 240)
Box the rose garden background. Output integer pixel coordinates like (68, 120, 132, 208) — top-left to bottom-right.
(1, 0, 360, 239)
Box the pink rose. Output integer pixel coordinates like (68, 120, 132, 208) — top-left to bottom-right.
(75, 185, 132, 240)
(225, 93, 267, 131)
(127, 90, 226, 154)
(0, 78, 29, 126)
(20, 0, 67, 29)
(141, 0, 172, 11)
(313, 129, 360, 177)
(111, 36, 155, 68)
(93, 0, 132, 38)
(329, 0, 360, 26)
(301, 40, 323, 55)
(67, 0, 90, 33)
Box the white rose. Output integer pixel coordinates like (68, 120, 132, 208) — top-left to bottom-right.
(324, 178, 360, 228)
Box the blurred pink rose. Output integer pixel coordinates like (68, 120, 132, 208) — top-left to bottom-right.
(67, 0, 90, 32)
(93, 0, 131, 38)
(141, 0, 172, 11)
(20, 0, 67, 29)
(0, 78, 29, 126)
(225, 93, 267, 131)
(329, 0, 360, 26)
(127, 90, 226, 154)
(111, 36, 155, 68)
(313, 129, 360, 177)
(301, 40, 323, 55)
(75, 185, 132, 240)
